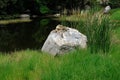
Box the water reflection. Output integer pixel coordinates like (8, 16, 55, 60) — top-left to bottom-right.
(0, 18, 60, 53)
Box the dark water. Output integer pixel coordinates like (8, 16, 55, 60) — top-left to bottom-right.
(0, 18, 60, 53)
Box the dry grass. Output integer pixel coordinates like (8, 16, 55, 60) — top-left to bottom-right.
(0, 19, 32, 25)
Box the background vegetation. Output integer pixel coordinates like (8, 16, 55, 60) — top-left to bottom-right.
(0, 7, 120, 80)
(0, 0, 86, 15)
(0, 0, 120, 80)
(0, 0, 119, 17)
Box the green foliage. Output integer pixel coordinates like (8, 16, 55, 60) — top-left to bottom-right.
(0, 0, 18, 14)
(34, 0, 51, 14)
(0, 0, 92, 16)
(0, 0, 119, 16)
(40, 5, 50, 14)
(0, 0, 9, 15)
(90, 0, 98, 6)
(109, 0, 120, 8)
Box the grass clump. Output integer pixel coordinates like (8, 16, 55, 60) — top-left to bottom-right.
(61, 12, 112, 54)
(85, 14, 112, 53)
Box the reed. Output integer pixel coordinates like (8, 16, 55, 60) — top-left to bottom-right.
(61, 12, 112, 54)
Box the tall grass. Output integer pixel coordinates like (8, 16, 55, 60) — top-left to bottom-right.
(0, 49, 120, 80)
(85, 14, 112, 53)
(61, 12, 112, 54)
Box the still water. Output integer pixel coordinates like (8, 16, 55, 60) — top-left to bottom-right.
(0, 18, 60, 52)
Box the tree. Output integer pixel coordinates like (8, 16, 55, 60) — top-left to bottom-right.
(109, 0, 120, 8)
(0, 0, 9, 14)
(34, 0, 50, 14)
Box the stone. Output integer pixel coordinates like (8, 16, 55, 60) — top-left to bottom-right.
(104, 5, 111, 14)
(41, 25, 87, 56)
(20, 14, 30, 19)
(53, 13, 60, 17)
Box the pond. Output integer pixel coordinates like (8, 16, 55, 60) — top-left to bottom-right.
(0, 18, 60, 53)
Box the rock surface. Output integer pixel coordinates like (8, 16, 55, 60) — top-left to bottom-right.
(20, 14, 30, 19)
(104, 5, 111, 14)
(41, 25, 87, 56)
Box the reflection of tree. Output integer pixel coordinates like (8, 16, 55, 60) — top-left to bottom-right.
(40, 19, 50, 26)
(0, 29, 16, 52)
(0, 23, 35, 52)
(32, 18, 60, 48)
(32, 19, 50, 43)
(0, 18, 59, 52)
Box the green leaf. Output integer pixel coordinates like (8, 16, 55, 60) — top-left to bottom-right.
(40, 5, 50, 14)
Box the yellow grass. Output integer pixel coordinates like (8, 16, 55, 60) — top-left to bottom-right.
(0, 19, 32, 25)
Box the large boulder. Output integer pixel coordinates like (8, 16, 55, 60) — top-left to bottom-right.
(41, 25, 87, 56)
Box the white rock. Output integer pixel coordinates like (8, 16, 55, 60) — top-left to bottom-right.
(41, 25, 87, 56)
(53, 13, 60, 17)
(20, 14, 30, 19)
(104, 5, 111, 14)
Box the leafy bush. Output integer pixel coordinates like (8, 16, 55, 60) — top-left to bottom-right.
(40, 5, 50, 14)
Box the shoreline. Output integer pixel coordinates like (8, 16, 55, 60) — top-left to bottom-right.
(0, 18, 32, 25)
(0, 14, 60, 25)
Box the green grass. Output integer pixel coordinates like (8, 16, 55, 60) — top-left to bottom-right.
(0, 48, 120, 80)
(0, 8, 120, 80)
(110, 8, 120, 29)
(110, 8, 120, 20)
